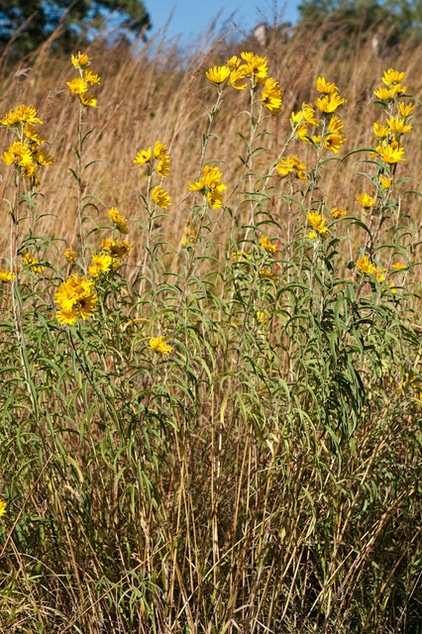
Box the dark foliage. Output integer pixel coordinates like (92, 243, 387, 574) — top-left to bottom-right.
(0, 0, 151, 58)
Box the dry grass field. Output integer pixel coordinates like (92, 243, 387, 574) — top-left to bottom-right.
(0, 19, 421, 634)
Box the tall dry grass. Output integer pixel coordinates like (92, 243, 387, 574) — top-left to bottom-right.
(0, 24, 421, 271)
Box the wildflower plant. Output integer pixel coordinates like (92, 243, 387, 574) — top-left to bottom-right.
(66, 50, 101, 267)
(1, 103, 53, 271)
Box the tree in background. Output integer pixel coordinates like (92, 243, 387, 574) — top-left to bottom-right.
(0, 0, 151, 57)
(297, 0, 422, 45)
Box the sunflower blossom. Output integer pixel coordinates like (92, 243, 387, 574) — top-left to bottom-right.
(102, 238, 132, 259)
(240, 51, 268, 83)
(187, 165, 227, 208)
(85, 70, 101, 85)
(379, 175, 392, 189)
(151, 185, 171, 209)
(22, 252, 44, 272)
(88, 253, 114, 278)
(79, 92, 97, 107)
(316, 76, 338, 94)
(0, 270, 15, 283)
(66, 78, 88, 95)
(64, 248, 76, 263)
(323, 133, 345, 153)
(291, 103, 318, 127)
(374, 84, 406, 100)
(256, 311, 269, 324)
(356, 193, 375, 209)
(149, 336, 173, 355)
(377, 143, 405, 164)
(108, 207, 129, 234)
(316, 92, 347, 113)
(307, 211, 328, 236)
(296, 124, 310, 142)
(229, 65, 249, 90)
(276, 155, 307, 180)
(23, 124, 46, 147)
(386, 115, 412, 134)
(71, 51, 90, 68)
(1, 104, 42, 127)
(331, 207, 348, 218)
(373, 122, 390, 138)
(392, 261, 407, 270)
(398, 102, 415, 117)
(34, 149, 54, 166)
(154, 141, 168, 159)
(261, 77, 283, 114)
(259, 235, 277, 253)
(55, 274, 97, 325)
(134, 147, 152, 166)
(156, 155, 170, 177)
(382, 68, 406, 86)
(227, 55, 242, 69)
(356, 256, 385, 282)
(3, 141, 33, 167)
(206, 65, 231, 84)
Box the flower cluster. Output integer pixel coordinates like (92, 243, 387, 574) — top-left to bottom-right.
(231, 250, 251, 262)
(290, 77, 346, 153)
(355, 256, 385, 283)
(55, 274, 98, 325)
(134, 141, 171, 208)
(259, 235, 277, 253)
(66, 51, 100, 107)
(0, 269, 15, 283)
(187, 165, 227, 209)
(276, 155, 307, 180)
(87, 237, 132, 278)
(355, 256, 400, 295)
(371, 70, 414, 168)
(374, 68, 407, 101)
(101, 237, 132, 258)
(1, 104, 54, 185)
(133, 140, 170, 177)
(356, 255, 384, 282)
(315, 77, 347, 113)
(64, 248, 77, 263)
(307, 211, 329, 238)
(86, 206, 132, 277)
(22, 252, 44, 273)
(352, 69, 413, 220)
(205, 52, 283, 115)
(108, 207, 128, 234)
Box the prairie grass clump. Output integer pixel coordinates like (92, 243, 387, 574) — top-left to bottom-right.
(0, 38, 420, 634)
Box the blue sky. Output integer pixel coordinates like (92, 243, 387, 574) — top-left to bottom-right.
(147, 1, 300, 44)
